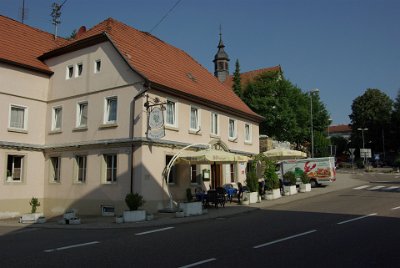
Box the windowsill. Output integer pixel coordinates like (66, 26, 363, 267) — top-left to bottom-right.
(244, 141, 253, 145)
(188, 129, 202, 135)
(49, 181, 61, 184)
(228, 137, 238, 143)
(102, 181, 117, 185)
(168, 182, 176, 186)
(99, 123, 118, 129)
(8, 128, 28, 134)
(165, 125, 179, 132)
(73, 181, 86, 185)
(5, 179, 22, 183)
(73, 126, 88, 132)
(210, 133, 220, 139)
(49, 129, 62, 135)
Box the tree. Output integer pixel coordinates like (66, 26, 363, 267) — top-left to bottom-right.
(390, 89, 400, 153)
(242, 71, 330, 150)
(349, 88, 393, 159)
(232, 59, 242, 97)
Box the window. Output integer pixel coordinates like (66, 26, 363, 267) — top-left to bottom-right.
(245, 123, 252, 142)
(166, 100, 177, 126)
(166, 155, 176, 184)
(190, 106, 200, 131)
(229, 119, 237, 140)
(9, 105, 27, 130)
(6, 155, 24, 182)
(211, 112, 218, 135)
(76, 63, 83, 77)
(104, 97, 117, 124)
(104, 154, 117, 183)
(95, 59, 101, 73)
(52, 106, 62, 131)
(230, 164, 235, 183)
(77, 102, 88, 127)
(66, 65, 74, 79)
(191, 165, 200, 184)
(76, 155, 87, 183)
(50, 157, 61, 182)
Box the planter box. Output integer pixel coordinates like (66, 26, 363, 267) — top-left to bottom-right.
(64, 211, 76, 220)
(299, 183, 311, 193)
(283, 185, 298, 196)
(123, 210, 146, 222)
(243, 192, 259, 204)
(115, 216, 124, 224)
(266, 188, 281, 200)
(175, 211, 185, 218)
(19, 213, 43, 224)
(179, 202, 203, 217)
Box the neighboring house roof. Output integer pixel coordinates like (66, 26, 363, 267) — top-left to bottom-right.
(0, 15, 67, 74)
(41, 18, 263, 121)
(328, 124, 352, 136)
(223, 65, 282, 89)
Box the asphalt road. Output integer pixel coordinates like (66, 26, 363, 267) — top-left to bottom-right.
(1, 172, 400, 267)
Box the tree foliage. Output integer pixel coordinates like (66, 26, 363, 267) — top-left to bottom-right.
(242, 71, 330, 151)
(232, 59, 242, 98)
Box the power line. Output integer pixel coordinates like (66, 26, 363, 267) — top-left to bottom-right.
(149, 0, 182, 34)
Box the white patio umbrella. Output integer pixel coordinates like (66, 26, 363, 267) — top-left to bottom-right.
(177, 148, 249, 163)
(263, 148, 307, 160)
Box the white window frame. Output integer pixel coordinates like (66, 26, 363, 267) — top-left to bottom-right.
(190, 106, 200, 131)
(9, 104, 28, 131)
(94, 59, 101, 73)
(76, 101, 88, 128)
(75, 155, 87, 183)
(165, 99, 178, 127)
(211, 112, 219, 136)
(104, 96, 117, 124)
(244, 123, 252, 143)
(51, 106, 62, 131)
(76, 62, 83, 77)
(6, 154, 24, 182)
(49, 156, 61, 183)
(66, 65, 74, 79)
(228, 118, 237, 140)
(103, 154, 117, 183)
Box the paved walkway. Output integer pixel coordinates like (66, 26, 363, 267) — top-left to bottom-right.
(0, 172, 364, 230)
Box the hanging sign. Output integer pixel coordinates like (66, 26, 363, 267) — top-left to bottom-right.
(147, 106, 165, 139)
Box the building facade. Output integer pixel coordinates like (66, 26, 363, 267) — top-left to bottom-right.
(0, 16, 263, 218)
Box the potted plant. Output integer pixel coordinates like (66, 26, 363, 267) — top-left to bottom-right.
(264, 160, 281, 200)
(20, 197, 44, 224)
(283, 171, 298, 196)
(299, 171, 311, 193)
(178, 188, 203, 217)
(123, 193, 146, 222)
(244, 170, 259, 204)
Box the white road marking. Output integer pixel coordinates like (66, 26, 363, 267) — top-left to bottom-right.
(44, 241, 100, 253)
(178, 258, 217, 268)
(383, 186, 400, 191)
(253, 230, 317, 249)
(368, 186, 386, 190)
(353, 185, 370, 190)
(337, 213, 377, 225)
(391, 206, 400, 210)
(135, 226, 174, 236)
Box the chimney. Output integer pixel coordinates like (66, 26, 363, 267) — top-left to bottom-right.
(75, 26, 86, 39)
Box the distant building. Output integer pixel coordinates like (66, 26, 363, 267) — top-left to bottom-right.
(327, 124, 352, 140)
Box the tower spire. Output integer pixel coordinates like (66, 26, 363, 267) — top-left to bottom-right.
(213, 26, 230, 83)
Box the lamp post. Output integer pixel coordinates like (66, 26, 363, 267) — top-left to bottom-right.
(309, 88, 319, 158)
(357, 127, 368, 165)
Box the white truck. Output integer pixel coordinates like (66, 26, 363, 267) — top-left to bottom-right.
(277, 157, 336, 187)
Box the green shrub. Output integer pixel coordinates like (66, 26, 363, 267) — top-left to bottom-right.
(125, 193, 145, 211)
(29, 197, 40, 213)
(264, 160, 280, 190)
(246, 170, 259, 192)
(283, 171, 296, 186)
(300, 171, 310, 184)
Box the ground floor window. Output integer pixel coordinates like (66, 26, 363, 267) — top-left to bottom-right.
(50, 157, 61, 182)
(166, 155, 176, 184)
(6, 155, 24, 182)
(230, 163, 235, 183)
(76, 155, 87, 183)
(191, 165, 200, 184)
(104, 154, 117, 183)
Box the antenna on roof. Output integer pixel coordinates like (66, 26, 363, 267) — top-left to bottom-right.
(19, 0, 29, 24)
(51, 0, 67, 39)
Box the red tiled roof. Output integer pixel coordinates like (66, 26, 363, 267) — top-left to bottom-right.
(223, 66, 282, 89)
(328, 124, 352, 133)
(45, 18, 263, 121)
(0, 15, 67, 74)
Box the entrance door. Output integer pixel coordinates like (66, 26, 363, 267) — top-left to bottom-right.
(211, 163, 222, 189)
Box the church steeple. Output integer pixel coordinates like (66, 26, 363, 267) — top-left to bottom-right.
(213, 27, 230, 82)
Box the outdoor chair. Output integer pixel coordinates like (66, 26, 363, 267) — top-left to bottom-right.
(215, 187, 227, 207)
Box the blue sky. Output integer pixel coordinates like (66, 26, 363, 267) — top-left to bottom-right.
(1, 0, 399, 125)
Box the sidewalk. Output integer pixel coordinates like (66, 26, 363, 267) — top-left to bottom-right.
(0, 172, 363, 230)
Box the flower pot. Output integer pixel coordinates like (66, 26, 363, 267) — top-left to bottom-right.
(19, 213, 43, 224)
(243, 192, 258, 204)
(283, 185, 297, 196)
(266, 188, 281, 200)
(115, 216, 124, 224)
(299, 183, 311, 193)
(123, 210, 146, 222)
(179, 202, 202, 217)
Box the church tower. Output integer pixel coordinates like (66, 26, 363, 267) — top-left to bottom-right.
(213, 29, 230, 83)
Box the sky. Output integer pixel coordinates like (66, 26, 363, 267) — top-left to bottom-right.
(1, 0, 399, 125)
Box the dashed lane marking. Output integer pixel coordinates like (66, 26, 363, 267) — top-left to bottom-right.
(178, 258, 217, 268)
(44, 241, 100, 253)
(253, 230, 317, 249)
(353, 185, 370, 190)
(337, 213, 377, 225)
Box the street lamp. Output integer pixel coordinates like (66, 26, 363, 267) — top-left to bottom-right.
(357, 127, 368, 165)
(309, 88, 319, 158)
